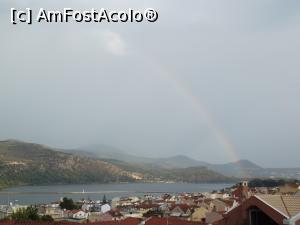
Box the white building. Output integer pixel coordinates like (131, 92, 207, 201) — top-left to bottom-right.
(101, 204, 111, 213)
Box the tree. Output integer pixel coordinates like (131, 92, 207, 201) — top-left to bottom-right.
(59, 197, 78, 210)
(102, 194, 107, 204)
(26, 205, 39, 221)
(11, 205, 45, 221)
(40, 215, 54, 221)
(11, 208, 28, 221)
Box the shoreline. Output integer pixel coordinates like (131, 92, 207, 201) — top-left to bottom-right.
(0, 180, 235, 192)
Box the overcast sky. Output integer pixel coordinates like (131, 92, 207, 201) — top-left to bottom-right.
(0, 0, 300, 167)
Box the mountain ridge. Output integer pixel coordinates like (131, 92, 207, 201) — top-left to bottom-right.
(0, 140, 234, 189)
(73, 144, 300, 179)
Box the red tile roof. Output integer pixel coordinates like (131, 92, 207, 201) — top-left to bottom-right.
(144, 217, 205, 225)
(0, 218, 141, 225)
(91, 218, 141, 225)
(170, 204, 192, 213)
(106, 209, 123, 218)
(0, 221, 77, 225)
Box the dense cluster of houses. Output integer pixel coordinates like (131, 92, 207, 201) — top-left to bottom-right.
(0, 181, 299, 225)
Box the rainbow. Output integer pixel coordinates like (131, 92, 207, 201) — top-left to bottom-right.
(138, 54, 247, 178)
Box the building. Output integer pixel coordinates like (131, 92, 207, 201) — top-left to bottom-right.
(232, 181, 250, 203)
(221, 195, 300, 225)
(191, 207, 209, 222)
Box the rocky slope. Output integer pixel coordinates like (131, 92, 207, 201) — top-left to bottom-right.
(0, 140, 234, 189)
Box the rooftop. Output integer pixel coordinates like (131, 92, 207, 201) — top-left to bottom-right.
(256, 195, 300, 218)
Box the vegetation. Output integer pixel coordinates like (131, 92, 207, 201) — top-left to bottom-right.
(102, 195, 107, 204)
(11, 205, 53, 221)
(0, 140, 135, 189)
(143, 209, 163, 217)
(105, 159, 237, 183)
(59, 197, 80, 210)
(0, 140, 236, 188)
(248, 178, 299, 188)
(159, 167, 237, 183)
(40, 215, 54, 221)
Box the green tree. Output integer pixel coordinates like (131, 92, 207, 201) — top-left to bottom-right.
(40, 215, 54, 221)
(26, 205, 39, 221)
(102, 194, 107, 204)
(11, 208, 27, 220)
(59, 197, 77, 210)
(11, 206, 41, 221)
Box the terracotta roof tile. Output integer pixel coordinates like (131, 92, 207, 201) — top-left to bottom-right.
(256, 195, 300, 217)
(144, 217, 204, 225)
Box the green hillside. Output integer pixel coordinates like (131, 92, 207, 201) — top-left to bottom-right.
(0, 140, 135, 189)
(0, 140, 235, 189)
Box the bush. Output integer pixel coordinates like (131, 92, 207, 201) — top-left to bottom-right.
(59, 197, 79, 210)
(41, 215, 54, 221)
(11, 205, 53, 221)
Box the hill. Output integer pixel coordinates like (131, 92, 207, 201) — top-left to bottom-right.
(73, 145, 300, 179)
(206, 160, 262, 178)
(0, 140, 137, 189)
(0, 140, 233, 189)
(71, 145, 262, 177)
(73, 145, 209, 168)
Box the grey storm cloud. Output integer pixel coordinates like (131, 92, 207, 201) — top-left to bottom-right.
(0, 0, 300, 167)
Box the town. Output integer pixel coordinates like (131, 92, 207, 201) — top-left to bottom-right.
(0, 181, 299, 225)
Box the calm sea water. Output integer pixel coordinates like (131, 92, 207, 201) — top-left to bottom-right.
(0, 183, 233, 205)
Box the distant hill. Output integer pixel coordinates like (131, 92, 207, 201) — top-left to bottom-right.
(2, 140, 296, 188)
(66, 144, 149, 164)
(73, 145, 209, 168)
(73, 145, 300, 179)
(263, 168, 300, 179)
(207, 160, 263, 178)
(0, 140, 234, 189)
(148, 155, 210, 169)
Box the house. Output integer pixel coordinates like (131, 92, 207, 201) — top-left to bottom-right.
(159, 203, 170, 212)
(195, 201, 209, 209)
(137, 203, 159, 211)
(88, 212, 102, 222)
(205, 212, 223, 224)
(72, 210, 88, 220)
(44, 206, 64, 219)
(190, 207, 209, 222)
(82, 203, 94, 212)
(65, 210, 88, 220)
(99, 209, 124, 221)
(73, 210, 88, 220)
(232, 181, 250, 203)
(111, 197, 120, 209)
(210, 193, 224, 200)
(222, 193, 231, 199)
(170, 204, 192, 217)
(221, 195, 300, 225)
(279, 183, 299, 195)
(101, 204, 111, 213)
(209, 199, 229, 213)
(177, 196, 195, 205)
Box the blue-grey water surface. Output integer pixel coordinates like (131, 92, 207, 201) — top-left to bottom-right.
(0, 183, 233, 205)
